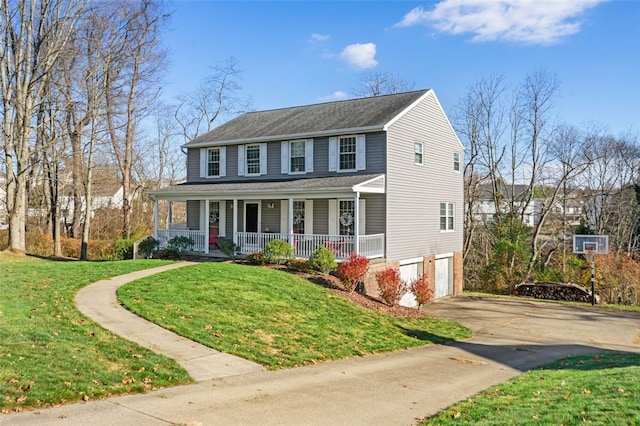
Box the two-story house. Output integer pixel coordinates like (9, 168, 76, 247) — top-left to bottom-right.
(148, 89, 464, 298)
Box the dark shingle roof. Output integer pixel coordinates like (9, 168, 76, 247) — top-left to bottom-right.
(184, 89, 430, 147)
(148, 174, 383, 198)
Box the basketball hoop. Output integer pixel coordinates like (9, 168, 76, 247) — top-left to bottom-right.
(583, 248, 596, 263)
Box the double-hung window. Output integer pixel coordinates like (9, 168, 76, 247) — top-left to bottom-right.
(199, 147, 226, 178)
(329, 135, 365, 172)
(339, 137, 357, 171)
(415, 142, 424, 165)
(453, 152, 461, 172)
(290, 141, 305, 173)
(238, 143, 267, 176)
(281, 139, 313, 175)
(208, 148, 220, 176)
(246, 145, 261, 175)
(440, 202, 455, 231)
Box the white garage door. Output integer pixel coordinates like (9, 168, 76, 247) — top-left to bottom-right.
(435, 257, 451, 298)
(399, 263, 418, 307)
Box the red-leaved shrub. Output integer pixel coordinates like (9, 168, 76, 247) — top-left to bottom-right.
(337, 253, 370, 292)
(375, 267, 406, 306)
(410, 273, 434, 308)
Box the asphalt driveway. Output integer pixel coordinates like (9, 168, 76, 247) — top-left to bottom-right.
(4, 295, 640, 426)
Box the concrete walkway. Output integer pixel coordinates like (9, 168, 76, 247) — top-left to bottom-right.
(4, 274, 640, 425)
(74, 262, 265, 381)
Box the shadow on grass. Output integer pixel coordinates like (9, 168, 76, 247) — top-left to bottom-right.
(396, 326, 456, 344)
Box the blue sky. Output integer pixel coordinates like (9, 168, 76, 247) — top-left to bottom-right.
(162, 0, 640, 136)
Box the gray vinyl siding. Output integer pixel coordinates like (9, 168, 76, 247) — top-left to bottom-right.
(385, 92, 463, 261)
(362, 194, 385, 235)
(313, 199, 328, 234)
(186, 200, 200, 230)
(186, 132, 386, 183)
(261, 201, 281, 233)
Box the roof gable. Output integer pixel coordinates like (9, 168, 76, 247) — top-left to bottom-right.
(184, 89, 431, 147)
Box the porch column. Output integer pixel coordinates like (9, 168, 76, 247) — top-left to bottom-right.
(288, 197, 294, 245)
(204, 200, 210, 254)
(353, 192, 360, 254)
(232, 199, 238, 245)
(153, 199, 158, 240)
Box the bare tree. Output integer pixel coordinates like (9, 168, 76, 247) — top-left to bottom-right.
(0, 0, 86, 252)
(103, 0, 168, 238)
(352, 71, 415, 98)
(174, 57, 251, 142)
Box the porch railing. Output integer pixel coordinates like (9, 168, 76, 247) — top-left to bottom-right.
(238, 232, 384, 260)
(156, 229, 206, 252)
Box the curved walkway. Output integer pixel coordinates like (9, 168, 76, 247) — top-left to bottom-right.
(74, 262, 265, 381)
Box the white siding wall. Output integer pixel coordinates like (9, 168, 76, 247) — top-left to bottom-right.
(385, 92, 464, 261)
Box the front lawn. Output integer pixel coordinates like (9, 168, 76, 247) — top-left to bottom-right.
(421, 353, 640, 425)
(0, 255, 191, 412)
(118, 262, 472, 369)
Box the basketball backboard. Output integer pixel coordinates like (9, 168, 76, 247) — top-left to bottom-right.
(573, 235, 609, 255)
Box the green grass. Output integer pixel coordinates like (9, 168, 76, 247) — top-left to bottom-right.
(118, 262, 472, 369)
(422, 353, 640, 425)
(0, 255, 191, 412)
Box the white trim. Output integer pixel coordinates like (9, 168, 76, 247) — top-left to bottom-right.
(219, 146, 226, 177)
(399, 257, 425, 265)
(259, 143, 267, 175)
(280, 199, 288, 233)
(358, 198, 365, 235)
(218, 201, 226, 237)
(281, 141, 289, 174)
(237, 144, 245, 176)
(328, 137, 338, 172)
(304, 199, 313, 234)
(435, 252, 454, 260)
(356, 134, 366, 171)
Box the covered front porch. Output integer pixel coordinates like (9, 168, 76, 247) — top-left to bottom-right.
(148, 175, 386, 260)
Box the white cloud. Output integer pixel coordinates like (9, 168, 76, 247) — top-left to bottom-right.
(318, 91, 350, 102)
(395, 0, 605, 45)
(340, 43, 378, 70)
(309, 33, 330, 43)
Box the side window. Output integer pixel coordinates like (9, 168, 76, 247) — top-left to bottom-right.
(415, 142, 424, 165)
(453, 152, 461, 172)
(440, 202, 455, 231)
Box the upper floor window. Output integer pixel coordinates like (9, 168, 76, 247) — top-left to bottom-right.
(340, 137, 357, 170)
(453, 152, 461, 172)
(199, 147, 226, 178)
(281, 139, 314, 175)
(440, 202, 454, 231)
(415, 142, 424, 165)
(328, 135, 366, 172)
(238, 143, 267, 176)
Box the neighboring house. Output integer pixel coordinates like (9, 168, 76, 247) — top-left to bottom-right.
(59, 182, 125, 223)
(149, 89, 464, 299)
(473, 184, 542, 227)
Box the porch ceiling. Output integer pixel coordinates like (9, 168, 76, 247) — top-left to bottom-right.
(148, 174, 385, 200)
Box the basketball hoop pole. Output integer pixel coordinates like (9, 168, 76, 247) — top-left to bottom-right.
(585, 251, 596, 306)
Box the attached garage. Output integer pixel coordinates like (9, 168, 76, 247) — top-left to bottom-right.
(398, 261, 420, 307)
(435, 254, 453, 298)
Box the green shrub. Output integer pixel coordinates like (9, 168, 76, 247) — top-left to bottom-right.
(288, 258, 311, 273)
(246, 250, 265, 265)
(220, 241, 241, 259)
(137, 237, 160, 258)
(113, 238, 135, 260)
(308, 245, 337, 274)
(263, 239, 294, 265)
(167, 236, 194, 253)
